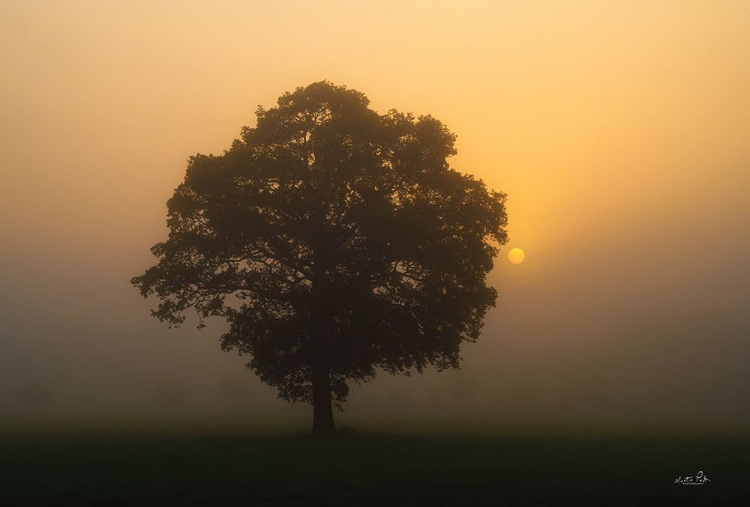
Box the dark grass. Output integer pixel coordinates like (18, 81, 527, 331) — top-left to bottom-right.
(1, 423, 748, 506)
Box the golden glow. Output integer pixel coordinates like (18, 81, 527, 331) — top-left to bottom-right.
(1, 0, 749, 423)
(508, 248, 526, 265)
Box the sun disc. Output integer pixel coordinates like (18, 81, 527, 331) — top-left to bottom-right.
(508, 248, 525, 265)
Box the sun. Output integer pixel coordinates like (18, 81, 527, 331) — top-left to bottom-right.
(508, 248, 525, 265)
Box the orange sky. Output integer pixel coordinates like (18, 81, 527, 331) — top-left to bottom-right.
(1, 1, 749, 425)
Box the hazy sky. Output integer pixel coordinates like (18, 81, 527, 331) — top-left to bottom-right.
(2, 0, 749, 426)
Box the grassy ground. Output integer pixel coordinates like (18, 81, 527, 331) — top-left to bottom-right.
(1, 423, 747, 506)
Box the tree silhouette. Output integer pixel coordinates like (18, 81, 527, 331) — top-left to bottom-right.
(132, 81, 508, 433)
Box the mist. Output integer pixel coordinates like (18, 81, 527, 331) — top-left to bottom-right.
(2, 0, 749, 428)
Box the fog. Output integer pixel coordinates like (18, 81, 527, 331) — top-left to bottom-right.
(2, 1, 749, 427)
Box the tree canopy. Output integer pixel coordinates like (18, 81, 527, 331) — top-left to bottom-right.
(132, 81, 508, 433)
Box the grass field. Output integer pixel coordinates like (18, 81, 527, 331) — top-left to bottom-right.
(1, 423, 747, 506)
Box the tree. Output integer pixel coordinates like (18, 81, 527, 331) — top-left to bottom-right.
(132, 81, 508, 434)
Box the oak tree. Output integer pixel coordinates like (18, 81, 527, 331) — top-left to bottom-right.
(132, 82, 508, 433)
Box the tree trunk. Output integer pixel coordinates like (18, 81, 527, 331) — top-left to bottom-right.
(310, 246, 336, 435)
(311, 353, 336, 434)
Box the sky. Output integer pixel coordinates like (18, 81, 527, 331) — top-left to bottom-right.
(1, 0, 749, 427)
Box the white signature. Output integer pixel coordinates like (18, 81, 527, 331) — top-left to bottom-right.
(674, 470, 711, 485)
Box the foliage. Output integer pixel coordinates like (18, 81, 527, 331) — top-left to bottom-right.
(132, 81, 507, 410)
